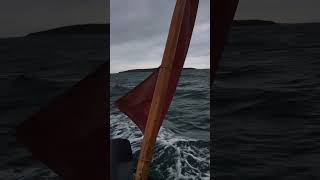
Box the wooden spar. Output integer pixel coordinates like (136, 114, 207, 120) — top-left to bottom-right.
(134, 0, 187, 179)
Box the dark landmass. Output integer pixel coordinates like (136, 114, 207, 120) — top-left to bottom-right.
(233, 20, 277, 26)
(25, 20, 274, 37)
(119, 68, 196, 73)
(27, 24, 109, 36)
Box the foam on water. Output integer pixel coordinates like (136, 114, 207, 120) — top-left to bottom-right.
(110, 113, 209, 180)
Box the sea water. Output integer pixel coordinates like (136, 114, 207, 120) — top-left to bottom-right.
(110, 69, 210, 180)
(1, 23, 320, 179)
(213, 23, 320, 179)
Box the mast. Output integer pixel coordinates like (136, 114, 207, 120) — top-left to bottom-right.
(134, 0, 188, 179)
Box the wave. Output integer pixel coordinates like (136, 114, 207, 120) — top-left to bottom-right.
(110, 84, 130, 94)
(110, 114, 210, 180)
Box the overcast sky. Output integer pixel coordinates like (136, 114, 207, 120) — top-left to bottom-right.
(110, 0, 320, 73)
(110, 0, 210, 73)
(0, 0, 109, 37)
(1, 0, 320, 72)
(1, 0, 320, 38)
(235, 0, 320, 23)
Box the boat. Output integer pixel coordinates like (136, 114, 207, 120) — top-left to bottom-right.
(115, 0, 199, 179)
(115, 0, 239, 179)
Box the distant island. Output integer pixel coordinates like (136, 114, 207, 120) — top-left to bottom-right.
(27, 24, 109, 36)
(119, 68, 197, 73)
(25, 20, 276, 36)
(233, 20, 277, 26)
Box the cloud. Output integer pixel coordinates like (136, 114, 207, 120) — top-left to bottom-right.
(110, 0, 210, 73)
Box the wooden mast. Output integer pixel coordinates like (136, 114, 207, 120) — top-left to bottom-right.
(134, 0, 187, 179)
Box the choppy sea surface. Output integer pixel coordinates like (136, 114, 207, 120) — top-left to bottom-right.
(0, 34, 108, 179)
(213, 23, 320, 179)
(1, 23, 320, 180)
(110, 69, 210, 180)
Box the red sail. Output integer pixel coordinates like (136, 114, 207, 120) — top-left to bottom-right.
(115, 0, 199, 133)
(212, 0, 239, 78)
(16, 63, 109, 180)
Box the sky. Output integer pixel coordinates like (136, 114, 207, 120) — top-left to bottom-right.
(1, 0, 320, 72)
(0, 0, 109, 37)
(110, 0, 210, 73)
(1, 0, 320, 38)
(235, 0, 320, 23)
(110, 0, 320, 73)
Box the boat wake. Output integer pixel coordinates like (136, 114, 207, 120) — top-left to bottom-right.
(110, 114, 209, 180)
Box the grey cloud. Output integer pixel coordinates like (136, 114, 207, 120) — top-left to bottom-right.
(110, 0, 210, 73)
(111, 0, 210, 45)
(1, 0, 319, 37)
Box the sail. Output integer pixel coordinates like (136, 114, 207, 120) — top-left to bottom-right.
(212, 0, 239, 79)
(115, 0, 199, 133)
(16, 63, 109, 180)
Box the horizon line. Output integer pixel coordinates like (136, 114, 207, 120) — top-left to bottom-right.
(2, 20, 320, 38)
(110, 67, 210, 74)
